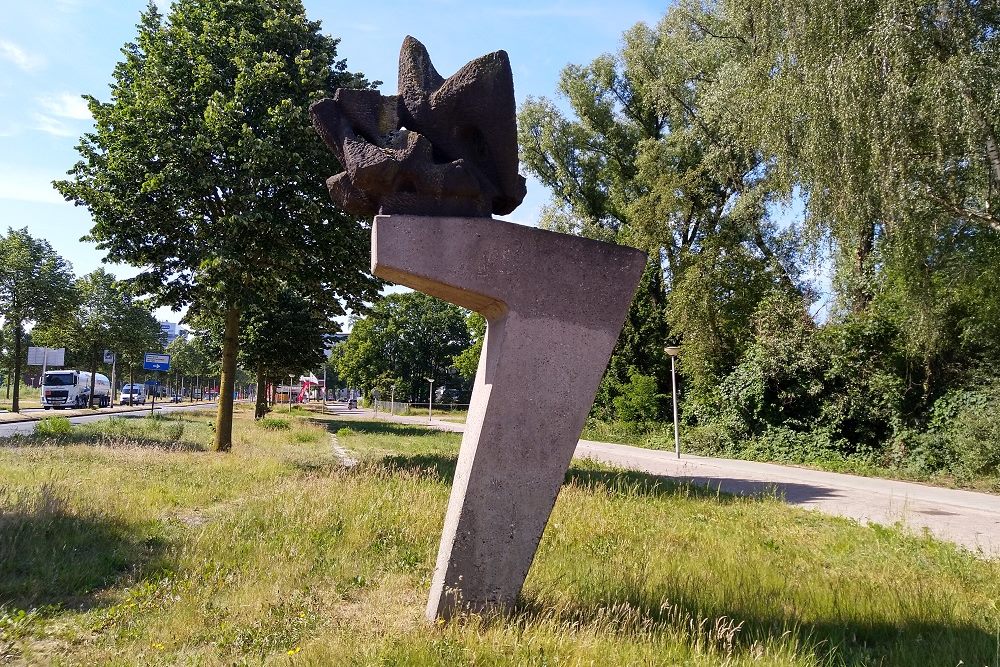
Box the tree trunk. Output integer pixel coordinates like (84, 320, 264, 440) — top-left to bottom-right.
(214, 305, 240, 452)
(11, 322, 22, 413)
(254, 367, 269, 420)
(88, 347, 99, 408)
(129, 368, 135, 406)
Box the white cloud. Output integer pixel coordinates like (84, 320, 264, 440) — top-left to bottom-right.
(37, 93, 92, 121)
(0, 39, 43, 72)
(32, 112, 77, 137)
(0, 166, 65, 205)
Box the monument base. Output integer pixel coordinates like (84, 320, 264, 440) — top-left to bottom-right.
(371, 215, 646, 620)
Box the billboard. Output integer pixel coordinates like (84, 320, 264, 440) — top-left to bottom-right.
(27, 347, 65, 366)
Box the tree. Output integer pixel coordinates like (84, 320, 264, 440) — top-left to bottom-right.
(713, 0, 999, 261)
(518, 11, 804, 406)
(334, 293, 472, 402)
(33, 269, 139, 408)
(55, 0, 380, 451)
(0, 228, 75, 412)
(236, 287, 336, 419)
(452, 312, 485, 382)
(114, 303, 165, 405)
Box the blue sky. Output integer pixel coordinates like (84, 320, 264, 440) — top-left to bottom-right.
(0, 0, 667, 321)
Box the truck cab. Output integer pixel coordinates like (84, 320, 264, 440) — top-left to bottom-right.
(42, 371, 111, 409)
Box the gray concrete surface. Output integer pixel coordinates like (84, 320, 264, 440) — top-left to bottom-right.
(372, 214, 646, 619)
(342, 408, 1000, 558)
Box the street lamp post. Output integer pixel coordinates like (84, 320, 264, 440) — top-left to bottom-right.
(665, 346, 681, 459)
(390, 384, 396, 415)
(288, 373, 294, 413)
(425, 377, 434, 422)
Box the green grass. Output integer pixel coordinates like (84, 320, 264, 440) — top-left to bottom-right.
(0, 410, 997, 665)
(0, 384, 42, 411)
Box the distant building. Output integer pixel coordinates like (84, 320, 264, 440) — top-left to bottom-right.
(158, 321, 188, 345)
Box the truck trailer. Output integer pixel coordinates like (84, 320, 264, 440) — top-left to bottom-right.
(41, 370, 112, 409)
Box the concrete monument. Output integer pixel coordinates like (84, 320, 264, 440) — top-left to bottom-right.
(312, 38, 646, 620)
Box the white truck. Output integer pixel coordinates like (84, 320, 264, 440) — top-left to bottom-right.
(42, 370, 112, 409)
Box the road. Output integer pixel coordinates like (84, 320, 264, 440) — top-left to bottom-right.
(0, 403, 215, 438)
(341, 407, 1000, 558)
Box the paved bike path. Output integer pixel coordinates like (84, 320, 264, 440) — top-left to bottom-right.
(336, 407, 1000, 557)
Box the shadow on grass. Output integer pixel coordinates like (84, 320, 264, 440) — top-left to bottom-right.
(319, 418, 451, 439)
(0, 485, 167, 611)
(368, 452, 839, 504)
(512, 587, 998, 667)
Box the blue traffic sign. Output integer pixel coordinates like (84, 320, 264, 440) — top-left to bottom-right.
(143, 352, 171, 372)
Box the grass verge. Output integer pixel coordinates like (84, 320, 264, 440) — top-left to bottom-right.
(0, 410, 997, 665)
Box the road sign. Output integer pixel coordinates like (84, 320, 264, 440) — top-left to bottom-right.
(103, 350, 116, 364)
(143, 353, 171, 371)
(27, 347, 65, 366)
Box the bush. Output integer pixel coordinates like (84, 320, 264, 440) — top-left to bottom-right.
(947, 400, 1000, 478)
(258, 418, 290, 431)
(34, 417, 72, 438)
(612, 372, 664, 422)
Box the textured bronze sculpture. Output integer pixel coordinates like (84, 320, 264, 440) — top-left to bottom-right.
(310, 36, 527, 218)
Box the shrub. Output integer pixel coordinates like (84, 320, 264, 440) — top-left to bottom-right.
(612, 372, 664, 422)
(34, 417, 72, 438)
(258, 418, 290, 431)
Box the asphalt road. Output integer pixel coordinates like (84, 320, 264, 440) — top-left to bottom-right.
(0, 402, 215, 438)
(342, 408, 1000, 558)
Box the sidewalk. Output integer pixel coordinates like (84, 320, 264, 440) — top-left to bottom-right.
(331, 406, 1000, 557)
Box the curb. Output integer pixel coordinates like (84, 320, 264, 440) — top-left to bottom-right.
(0, 402, 219, 425)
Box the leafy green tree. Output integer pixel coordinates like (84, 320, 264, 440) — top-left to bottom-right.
(55, 0, 379, 450)
(237, 287, 336, 419)
(452, 312, 485, 382)
(334, 293, 471, 402)
(113, 303, 165, 405)
(33, 269, 143, 408)
(0, 228, 76, 411)
(518, 11, 803, 406)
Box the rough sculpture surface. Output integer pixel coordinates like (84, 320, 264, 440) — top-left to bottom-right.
(310, 36, 527, 218)
(313, 37, 645, 620)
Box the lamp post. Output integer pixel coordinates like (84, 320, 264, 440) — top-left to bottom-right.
(665, 346, 681, 459)
(425, 377, 434, 422)
(390, 384, 396, 415)
(288, 373, 294, 413)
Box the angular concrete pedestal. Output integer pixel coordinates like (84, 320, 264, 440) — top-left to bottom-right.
(371, 215, 646, 620)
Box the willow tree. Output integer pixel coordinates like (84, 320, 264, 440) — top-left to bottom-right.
(56, 0, 379, 450)
(518, 9, 803, 401)
(705, 0, 1000, 306)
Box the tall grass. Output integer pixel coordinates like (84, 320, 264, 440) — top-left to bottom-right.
(0, 410, 996, 665)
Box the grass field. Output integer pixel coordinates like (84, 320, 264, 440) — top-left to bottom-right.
(0, 385, 41, 411)
(0, 408, 998, 665)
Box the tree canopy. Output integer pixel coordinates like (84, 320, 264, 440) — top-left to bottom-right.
(333, 293, 472, 403)
(56, 0, 380, 449)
